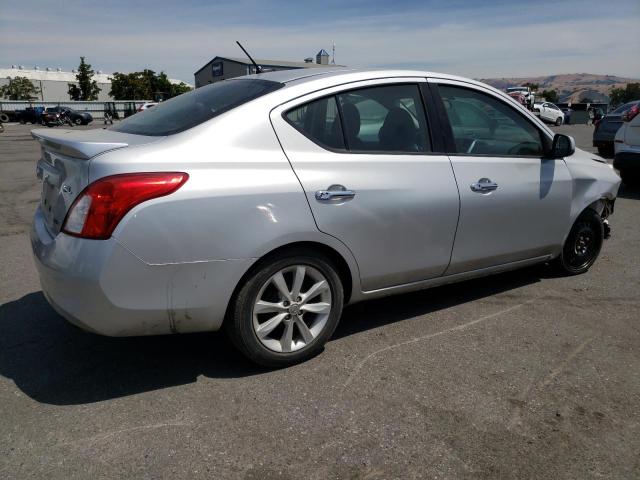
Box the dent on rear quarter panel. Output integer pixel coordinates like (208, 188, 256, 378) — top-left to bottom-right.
(94, 106, 320, 265)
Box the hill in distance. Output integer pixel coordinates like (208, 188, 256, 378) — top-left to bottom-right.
(480, 73, 639, 103)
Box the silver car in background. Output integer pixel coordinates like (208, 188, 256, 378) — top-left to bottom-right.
(31, 68, 620, 366)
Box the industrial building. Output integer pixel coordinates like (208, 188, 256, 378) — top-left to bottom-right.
(194, 49, 341, 88)
(0, 66, 191, 102)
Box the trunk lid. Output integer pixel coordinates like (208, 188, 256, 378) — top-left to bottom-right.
(31, 128, 162, 234)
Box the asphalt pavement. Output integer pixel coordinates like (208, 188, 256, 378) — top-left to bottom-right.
(0, 122, 638, 479)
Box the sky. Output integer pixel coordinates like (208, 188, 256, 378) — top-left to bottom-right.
(1, 0, 639, 83)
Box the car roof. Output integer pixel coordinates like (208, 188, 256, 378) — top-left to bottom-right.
(247, 67, 497, 94)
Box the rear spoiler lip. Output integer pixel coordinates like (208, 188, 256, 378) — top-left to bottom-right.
(31, 128, 129, 160)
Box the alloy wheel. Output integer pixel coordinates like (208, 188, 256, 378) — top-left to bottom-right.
(252, 265, 332, 353)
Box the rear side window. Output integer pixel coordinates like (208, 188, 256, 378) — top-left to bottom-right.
(112, 79, 283, 136)
(337, 84, 430, 153)
(284, 83, 430, 153)
(439, 85, 544, 157)
(285, 96, 345, 149)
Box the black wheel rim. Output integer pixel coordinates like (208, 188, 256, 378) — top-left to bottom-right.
(566, 221, 598, 270)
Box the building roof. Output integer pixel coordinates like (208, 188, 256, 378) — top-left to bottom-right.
(0, 67, 192, 87)
(317, 49, 329, 56)
(194, 56, 343, 75)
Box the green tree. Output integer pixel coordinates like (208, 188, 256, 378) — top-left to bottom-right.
(109, 72, 148, 100)
(523, 82, 539, 91)
(0, 76, 41, 100)
(609, 83, 640, 107)
(170, 81, 191, 97)
(542, 89, 559, 103)
(109, 69, 191, 100)
(68, 56, 101, 100)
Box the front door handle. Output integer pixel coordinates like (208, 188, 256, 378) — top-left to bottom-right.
(470, 178, 498, 193)
(315, 184, 356, 201)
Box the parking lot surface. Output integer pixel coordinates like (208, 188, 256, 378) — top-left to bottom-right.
(0, 122, 639, 479)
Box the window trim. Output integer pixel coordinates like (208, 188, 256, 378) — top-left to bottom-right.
(429, 79, 553, 159)
(281, 81, 437, 156)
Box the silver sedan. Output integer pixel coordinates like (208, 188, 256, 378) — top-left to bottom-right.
(31, 68, 620, 366)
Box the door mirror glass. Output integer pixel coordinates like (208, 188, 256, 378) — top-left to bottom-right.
(550, 133, 575, 158)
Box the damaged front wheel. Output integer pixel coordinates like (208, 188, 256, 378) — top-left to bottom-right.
(552, 209, 604, 275)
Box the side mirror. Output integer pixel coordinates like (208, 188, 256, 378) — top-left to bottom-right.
(548, 133, 575, 158)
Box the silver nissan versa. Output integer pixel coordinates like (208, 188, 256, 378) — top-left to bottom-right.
(31, 68, 620, 366)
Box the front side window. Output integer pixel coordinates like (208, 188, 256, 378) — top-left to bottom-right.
(111, 78, 283, 136)
(439, 85, 544, 156)
(337, 84, 430, 153)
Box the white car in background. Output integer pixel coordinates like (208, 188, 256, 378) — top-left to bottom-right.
(536, 102, 564, 125)
(137, 102, 158, 112)
(614, 103, 640, 185)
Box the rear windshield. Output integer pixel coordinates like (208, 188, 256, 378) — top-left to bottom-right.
(111, 79, 284, 136)
(611, 102, 639, 115)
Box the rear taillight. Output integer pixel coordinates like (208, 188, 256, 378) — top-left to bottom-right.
(623, 104, 639, 122)
(62, 172, 188, 239)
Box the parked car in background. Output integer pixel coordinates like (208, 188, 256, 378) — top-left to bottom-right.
(536, 102, 564, 125)
(508, 90, 527, 109)
(16, 106, 44, 124)
(30, 69, 619, 366)
(594, 100, 640, 157)
(506, 86, 535, 110)
(42, 107, 93, 126)
(137, 102, 158, 112)
(614, 103, 640, 185)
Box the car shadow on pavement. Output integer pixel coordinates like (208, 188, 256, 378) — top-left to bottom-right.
(334, 267, 541, 340)
(0, 268, 542, 406)
(0, 292, 263, 405)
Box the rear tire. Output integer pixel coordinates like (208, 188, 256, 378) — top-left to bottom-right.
(74, 117, 83, 125)
(555, 117, 563, 126)
(225, 252, 344, 367)
(552, 209, 604, 275)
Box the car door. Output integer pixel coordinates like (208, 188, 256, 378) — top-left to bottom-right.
(270, 79, 460, 291)
(430, 79, 573, 274)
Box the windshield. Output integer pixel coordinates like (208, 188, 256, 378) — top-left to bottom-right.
(111, 78, 284, 136)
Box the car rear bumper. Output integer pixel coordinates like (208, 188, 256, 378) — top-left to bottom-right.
(31, 207, 253, 336)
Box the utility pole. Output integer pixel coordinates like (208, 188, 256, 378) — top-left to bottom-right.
(331, 42, 336, 65)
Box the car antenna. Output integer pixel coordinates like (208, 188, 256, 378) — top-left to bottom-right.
(236, 41, 262, 74)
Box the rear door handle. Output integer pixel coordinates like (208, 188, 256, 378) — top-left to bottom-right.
(315, 184, 356, 201)
(470, 178, 498, 193)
